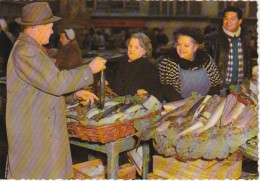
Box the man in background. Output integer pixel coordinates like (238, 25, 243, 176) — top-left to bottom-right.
(205, 6, 252, 95)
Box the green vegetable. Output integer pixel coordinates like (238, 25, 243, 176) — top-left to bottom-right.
(229, 84, 239, 92)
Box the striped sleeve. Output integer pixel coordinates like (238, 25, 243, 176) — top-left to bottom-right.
(203, 55, 223, 87)
(158, 57, 181, 93)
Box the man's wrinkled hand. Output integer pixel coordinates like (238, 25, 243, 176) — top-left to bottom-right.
(74, 90, 99, 105)
(88, 57, 107, 74)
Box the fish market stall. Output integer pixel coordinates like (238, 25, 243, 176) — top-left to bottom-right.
(136, 73, 258, 179)
(66, 86, 162, 179)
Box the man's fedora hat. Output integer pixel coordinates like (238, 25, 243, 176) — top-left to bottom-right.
(15, 2, 61, 26)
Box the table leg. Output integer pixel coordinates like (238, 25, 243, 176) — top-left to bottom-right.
(106, 141, 119, 179)
(142, 142, 150, 179)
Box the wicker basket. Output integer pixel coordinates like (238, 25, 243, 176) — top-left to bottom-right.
(67, 110, 161, 143)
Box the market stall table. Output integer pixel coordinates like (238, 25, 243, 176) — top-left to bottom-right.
(70, 136, 150, 179)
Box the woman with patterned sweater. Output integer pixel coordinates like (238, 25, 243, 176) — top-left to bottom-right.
(159, 28, 222, 102)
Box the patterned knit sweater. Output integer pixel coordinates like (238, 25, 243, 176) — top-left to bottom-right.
(159, 48, 222, 96)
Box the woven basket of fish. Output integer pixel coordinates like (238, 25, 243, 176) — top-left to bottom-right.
(138, 93, 258, 160)
(66, 86, 118, 118)
(67, 95, 162, 143)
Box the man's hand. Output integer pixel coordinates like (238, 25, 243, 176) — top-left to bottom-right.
(88, 57, 107, 74)
(74, 90, 99, 105)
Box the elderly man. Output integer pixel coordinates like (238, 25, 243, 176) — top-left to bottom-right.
(205, 6, 252, 95)
(5, 2, 106, 179)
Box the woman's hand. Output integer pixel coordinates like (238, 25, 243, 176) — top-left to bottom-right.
(137, 89, 148, 99)
(97, 80, 109, 87)
(73, 90, 99, 105)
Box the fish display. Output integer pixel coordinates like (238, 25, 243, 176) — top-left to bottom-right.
(138, 82, 258, 160)
(67, 95, 162, 126)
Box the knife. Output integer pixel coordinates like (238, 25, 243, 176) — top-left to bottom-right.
(99, 70, 105, 109)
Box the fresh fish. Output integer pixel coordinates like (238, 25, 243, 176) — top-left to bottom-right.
(156, 121, 172, 132)
(164, 97, 204, 118)
(93, 103, 123, 121)
(66, 115, 87, 125)
(190, 95, 212, 124)
(124, 104, 143, 114)
(136, 97, 204, 148)
(163, 97, 190, 112)
(85, 107, 101, 119)
(220, 94, 237, 126)
(193, 97, 226, 135)
(177, 120, 204, 138)
(222, 101, 246, 126)
(105, 101, 123, 107)
(119, 102, 133, 112)
(232, 106, 257, 129)
(98, 112, 125, 125)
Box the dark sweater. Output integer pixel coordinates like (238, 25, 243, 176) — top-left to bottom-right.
(110, 55, 163, 101)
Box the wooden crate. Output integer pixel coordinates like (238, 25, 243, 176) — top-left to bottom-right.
(72, 159, 136, 179)
(153, 151, 242, 180)
(147, 173, 167, 180)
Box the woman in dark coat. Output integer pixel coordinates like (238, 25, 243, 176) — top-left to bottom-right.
(159, 28, 222, 102)
(55, 28, 82, 70)
(109, 32, 163, 101)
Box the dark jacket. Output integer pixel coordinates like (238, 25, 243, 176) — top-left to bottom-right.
(205, 27, 252, 88)
(55, 40, 82, 70)
(109, 55, 163, 101)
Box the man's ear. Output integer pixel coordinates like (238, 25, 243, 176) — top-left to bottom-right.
(194, 44, 199, 52)
(238, 19, 243, 26)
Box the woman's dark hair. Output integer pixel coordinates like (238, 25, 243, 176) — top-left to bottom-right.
(62, 30, 70, 40)
(177, 28, 204, 44)
(223, 6, 243, 19)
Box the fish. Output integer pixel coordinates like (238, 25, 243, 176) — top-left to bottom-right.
(221, 101, 246, 126)
(193, 97, 226, 135)
(93, 103, 123, 121)
(136, 96, 204, 148)
(119, 102, 134, 112)
(163, 97, 190, 112)
(164, 96, 204, 118)
(232, 106, 258, 129)
(66, 115, 87, 125)
(98, 112, 125, 125)
(156, 121, 172, 132)
(124, 104, 143, 114)
(220, 94, 237, 126)
(85, 107, 101, 119)
(177, 120, 204, 138)
(190, 95, 212, 124)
